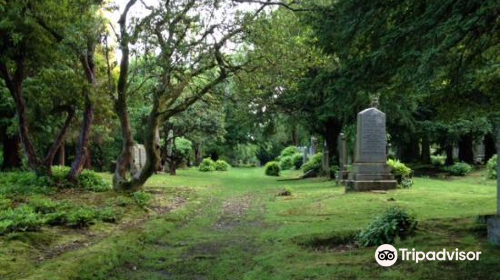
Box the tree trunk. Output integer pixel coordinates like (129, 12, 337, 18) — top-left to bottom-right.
(68, 91, 94, 180)
(194, 142, 203, 166)
(8, 72, 41, 172)
(495, 123, 500, 215)
(421, 135, 431, 164)
(53, 141, 65, 166)
(400, 137, 420, 163)
(291, 124, 299, 146)
(458, 134, 474, 164)
(170, 162, 176, 175)
(484, 132, 496, 162)
(68, 43, 98, 181)
(84, 149, 92, 170)
(1, 128, 22, 170)
(324, 120, 342, 165)
(445, 143, 454, 166)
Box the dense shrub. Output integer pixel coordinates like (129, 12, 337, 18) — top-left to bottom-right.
(199, 158, 216, 172)
(215, 160, 231, 171)
(133, 191, 152, 208)
(302, 153, 323, 174)
(51, 165, 71, 186)
(265, 161, 281, 176)
(445, 162, 473, 176)
(431, 155, 446, 166)
(279, 156, 294, 170)
(387, 159, 412, 177)
(280, 146, 300, 158)
(387, 159, 413, 187)
(0, 195, 12, 211)
(486, 155, 497, 179)
(291, 153, 303, 170)
(67, 208, 97, 228)
(0, 206, 44, 235)
(0, 172, 53, 197)
(78, 170, 111, 192)
(357, 207, 417, 247)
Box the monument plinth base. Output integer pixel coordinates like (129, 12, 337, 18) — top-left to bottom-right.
(487, 216, 500, 246)
(336, 170, 349, 186)
(345, 162, 397, 192)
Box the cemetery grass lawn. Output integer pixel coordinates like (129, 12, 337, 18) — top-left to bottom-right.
(2, 168, 500, 280)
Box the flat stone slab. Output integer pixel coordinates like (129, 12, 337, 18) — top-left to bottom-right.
(346, 180, 397, 192)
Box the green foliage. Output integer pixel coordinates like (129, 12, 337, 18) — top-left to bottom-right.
(97, 207, 119, 223)
(0, 172, 53, 197)
(133, 191, 152, 208)
(215, 160, 230, 171)
(445, 162, 473, 176)
(51, 165, 71, 185)
(431, 155, 446, 166)
(199, 158, 216, 172)
(0, 195, 11, 210)
(486, 155, 497, 179)
(173, 137, 193, 160)
(265, 161, 280, 176)
(0, 206, 44, 235)
(67, 208, 97, 228)
(401, 178, 414, 189)
(387, 159, 412, 177)
(357, 207, 417, 247)
(302, 153, 323, 174)
(279, 156, 294, 170)
(291, 153, 303, 170)
(280, 146, 300, 158)
(78, 170, 111, 192)
(28, 196, 59, 214)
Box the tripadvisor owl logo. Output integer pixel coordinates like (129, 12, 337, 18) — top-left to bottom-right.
(375, 244, 482, 267)
(375, 244, 398, 267)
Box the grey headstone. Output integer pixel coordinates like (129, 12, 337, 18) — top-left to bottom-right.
(346, 107, 397, 192)
(354, 108, 387, 163)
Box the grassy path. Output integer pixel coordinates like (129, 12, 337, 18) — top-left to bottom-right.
(10, 168, 500, 279)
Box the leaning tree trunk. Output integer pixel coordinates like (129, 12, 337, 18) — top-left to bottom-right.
(114, 105, 162, 191)
(68, 46, 97, 181)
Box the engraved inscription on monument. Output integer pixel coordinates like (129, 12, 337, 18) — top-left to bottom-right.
(360, 112, 385, 155)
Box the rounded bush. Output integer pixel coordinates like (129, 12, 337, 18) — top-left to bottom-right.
(78, 170, 111, 192)
(302, 153, 323, 174)
(215, 160, 231, 171)
(280, 146, 300, 158)
(265, 161, 281, 176)
(445, 162, 473, 176)
(486, 155, 497, 179)
(431, 155, 446, 166)
(279, 156, 294, 170)
(199, 158, 216, 172)
(357, 207, 417, 247)
(291, 153, 303, 170)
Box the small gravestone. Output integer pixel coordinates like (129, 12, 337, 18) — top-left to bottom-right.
(131, 144, 146, 174)
(346, 107, 397, 192)
(336, 133, 349, 185)
(487, 124, 500, 246)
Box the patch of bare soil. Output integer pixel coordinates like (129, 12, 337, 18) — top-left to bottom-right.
(213, 194, 253, 230)
(40, 191, 188, 260)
